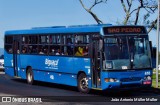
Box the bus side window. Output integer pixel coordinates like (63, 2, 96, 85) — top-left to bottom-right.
(75, 46, 83, 56)
(75, 46, 89, 57)
(55, 49, 61, 55)
(30, 45, 38, 54)
(9, 48, 13, 53)
(67, 38, 73, 55)
(22, 47, 27, 53)
(5, 45, 13, 54)
(5, 36, 13, 54)
(44, 47, 49, 54)
(50, 48, 55, 55)
(49, 46, 62, 55)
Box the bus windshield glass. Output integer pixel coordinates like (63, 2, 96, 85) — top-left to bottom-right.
(104, 35, 151, 70)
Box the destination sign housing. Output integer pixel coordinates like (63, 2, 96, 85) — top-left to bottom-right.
(103, 26, 147, 35)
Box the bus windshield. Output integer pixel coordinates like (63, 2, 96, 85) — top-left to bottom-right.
(104, 35, 151, 70)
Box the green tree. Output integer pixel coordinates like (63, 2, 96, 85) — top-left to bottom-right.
(79, 0, 158, 33)
(79, 0, 107, 24)
(120, 0, 157, 33)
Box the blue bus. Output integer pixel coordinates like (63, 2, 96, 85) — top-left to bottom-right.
(4, 24, 153, 93)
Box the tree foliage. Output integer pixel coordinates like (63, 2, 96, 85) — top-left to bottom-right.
(79, 0, 107, 24)
(120, 0, 157, 33)
(79, 0, 158, 33)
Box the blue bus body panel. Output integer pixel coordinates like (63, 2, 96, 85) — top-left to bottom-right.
(20, 55, 91, 75)
(4, 25, 107, 35)
(5, 53, 91, 87)
(101, 70, 152, 90)
(4, 51, 14, 77)
(4, 24, 152, 91)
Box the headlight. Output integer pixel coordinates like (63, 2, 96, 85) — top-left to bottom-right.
(144, 76, 152, 81)
(147, 76, 151, 80)
(104, 78, 119, 82)
(104, 78, 109, 82)
(109, 78, 115, 82)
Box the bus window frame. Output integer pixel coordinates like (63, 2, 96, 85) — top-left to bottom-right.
(5, 35, 14, 54)
(5, 33, 95, 58)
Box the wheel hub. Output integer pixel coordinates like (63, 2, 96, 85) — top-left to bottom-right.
(80, 78, 88, 90)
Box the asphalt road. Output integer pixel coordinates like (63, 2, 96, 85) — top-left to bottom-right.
(0, 71, 160, 105)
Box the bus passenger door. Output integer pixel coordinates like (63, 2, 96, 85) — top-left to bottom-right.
(92, 39, 101, 88)
(13, 38, 20, 77)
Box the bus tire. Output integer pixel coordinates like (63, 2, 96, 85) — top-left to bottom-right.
(78, 73, 90, 93)
(26, 68, 34, 85)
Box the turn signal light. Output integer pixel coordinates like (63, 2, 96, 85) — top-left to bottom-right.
(104, 78, 119, 82)
(105, 78, 109, 82)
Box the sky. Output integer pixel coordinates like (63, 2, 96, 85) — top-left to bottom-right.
(0, 0, 158, 48)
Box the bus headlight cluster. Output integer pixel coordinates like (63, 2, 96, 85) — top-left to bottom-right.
(144, 76, 152, 81)
(104, 78, 119, 82)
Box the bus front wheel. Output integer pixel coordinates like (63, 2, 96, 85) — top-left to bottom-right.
(78, 73, 90, 93)
(26, 68, 34, 85)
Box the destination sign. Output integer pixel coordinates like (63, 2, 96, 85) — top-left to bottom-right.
(103, 26, 146, 35)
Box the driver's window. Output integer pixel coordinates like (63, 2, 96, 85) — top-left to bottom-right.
(134, 38, 145, 54)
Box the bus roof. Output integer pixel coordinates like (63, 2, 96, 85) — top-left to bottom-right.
(5, 24, 112, 35)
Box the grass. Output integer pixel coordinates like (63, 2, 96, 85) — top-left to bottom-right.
(152, 70, 160, 88)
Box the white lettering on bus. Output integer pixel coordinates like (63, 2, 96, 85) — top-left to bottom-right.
(50, 75, 54, 80)
(11, 60, 13, 67)
(145, 71, 150, 75)
(88, 69, 90, 74)
(45, 58, 59, 67)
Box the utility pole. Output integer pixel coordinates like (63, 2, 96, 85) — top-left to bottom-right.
(156, 0, 160, 88)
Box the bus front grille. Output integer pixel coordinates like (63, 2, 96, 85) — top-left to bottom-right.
(120, 84, 141, 88)
(120, 77, 141, 82)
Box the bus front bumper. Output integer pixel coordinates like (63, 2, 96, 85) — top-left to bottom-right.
(101, 80, 152, 91)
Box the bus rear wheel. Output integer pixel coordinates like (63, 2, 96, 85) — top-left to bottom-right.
(78, 73, 90, 93)
(26, 68, 34, 85)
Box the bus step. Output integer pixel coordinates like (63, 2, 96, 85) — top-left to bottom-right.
(92, 88, 102, 90)
(14, 76, 21, 78)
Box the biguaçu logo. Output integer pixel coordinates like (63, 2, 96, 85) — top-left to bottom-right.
(45, 58, 59, 69)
